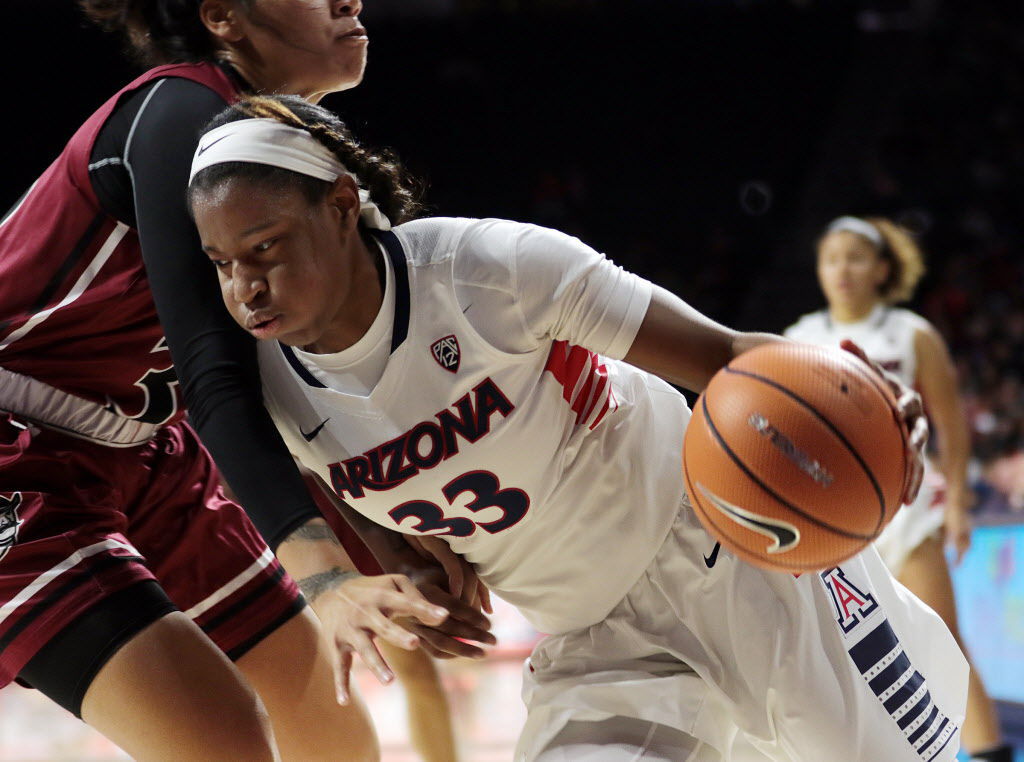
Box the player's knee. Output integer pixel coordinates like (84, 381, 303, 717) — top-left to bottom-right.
(277, 725, 380, 762)
(153, 668, 278, 759)
(332, 735, 380, 762)
(198, 702, 279, 761)
(270, 701, 380, 762)
(75, 607, 279, 760)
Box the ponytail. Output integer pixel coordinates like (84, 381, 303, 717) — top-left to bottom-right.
(865, 217, 926, 304)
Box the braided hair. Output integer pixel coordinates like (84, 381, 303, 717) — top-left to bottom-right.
(188, 95, 423, 226)
(80, 0, 247, 65)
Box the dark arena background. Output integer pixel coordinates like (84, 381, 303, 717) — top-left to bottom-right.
(2, 1, 1022, 759)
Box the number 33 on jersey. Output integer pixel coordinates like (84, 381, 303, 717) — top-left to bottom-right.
(328, 377, 529, 539)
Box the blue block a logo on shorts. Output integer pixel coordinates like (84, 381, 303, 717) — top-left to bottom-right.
(820, 565, 959, 761)
(0, 492, 23, 562)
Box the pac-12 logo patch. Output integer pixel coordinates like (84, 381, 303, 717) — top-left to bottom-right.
(431, 335, 460, 373)
(820, 565, 879, 634)
(0, 493, 24, 562)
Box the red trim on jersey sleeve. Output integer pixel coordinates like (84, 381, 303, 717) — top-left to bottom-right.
(544, 340, 618, 430)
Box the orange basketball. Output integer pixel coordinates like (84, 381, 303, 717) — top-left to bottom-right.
(682, 342, 908, 573)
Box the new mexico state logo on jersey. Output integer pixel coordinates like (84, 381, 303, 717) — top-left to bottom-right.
(327, 377, 514, 500)
(0, 493, 24, 562)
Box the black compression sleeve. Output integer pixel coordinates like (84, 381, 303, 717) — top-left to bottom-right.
(123, 78, 320, 548)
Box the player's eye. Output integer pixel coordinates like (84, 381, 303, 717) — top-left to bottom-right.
(254, 237, 277, 253)
(211, 259, 230, 269)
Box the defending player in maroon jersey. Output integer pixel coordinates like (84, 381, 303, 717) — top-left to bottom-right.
(0, 2, 480, 759)
(0, 63, 235, 428)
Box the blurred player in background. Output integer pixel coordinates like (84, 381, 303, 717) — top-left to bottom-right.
(187, 93, 970, 762)
(0, 1, 474, 759)
(785, 215, 1011, 762)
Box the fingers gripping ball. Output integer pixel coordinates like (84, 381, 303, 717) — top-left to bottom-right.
(683, 342, 908, 573)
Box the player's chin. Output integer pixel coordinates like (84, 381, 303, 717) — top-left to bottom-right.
(275, 325, 320, 349)
(327, 56, 367, 92)
(274, 332, 306, 348)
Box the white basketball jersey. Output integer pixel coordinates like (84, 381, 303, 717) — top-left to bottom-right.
(257, 218, 690, 634)
(784, 304, 929, 388)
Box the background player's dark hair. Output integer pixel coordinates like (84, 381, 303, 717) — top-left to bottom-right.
(80, 0, 248, 66)
(189, 95, 424, 226)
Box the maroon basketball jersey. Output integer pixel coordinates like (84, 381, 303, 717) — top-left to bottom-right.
(0, 63, 238, 426)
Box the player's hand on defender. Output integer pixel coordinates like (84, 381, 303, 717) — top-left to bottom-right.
(306, 570, 449, 704)
(404, 533, 493, 613)
(394, 562, 497, 660)
(276, 517, 455, 700)
(840, 338, 928, 506)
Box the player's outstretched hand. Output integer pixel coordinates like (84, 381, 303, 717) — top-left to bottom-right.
(397, 564, 497, 660)
(308, 571, 448, 704)
(840, 339, 928, 506)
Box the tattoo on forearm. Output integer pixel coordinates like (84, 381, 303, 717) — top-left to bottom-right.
(312, 479, 416, 567)
(297, 566, 362, 602)
(285, 521, 341, 544)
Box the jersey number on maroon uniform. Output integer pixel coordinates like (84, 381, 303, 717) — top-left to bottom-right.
(388, 470, 530, 537)
(109, 337, 180, 425)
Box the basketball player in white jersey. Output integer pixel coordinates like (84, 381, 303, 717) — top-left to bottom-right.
(187, 96, 969, 762)
(785, 216, 1010, 762)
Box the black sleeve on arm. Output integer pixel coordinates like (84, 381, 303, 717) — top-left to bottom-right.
(124, 78, 320, 549)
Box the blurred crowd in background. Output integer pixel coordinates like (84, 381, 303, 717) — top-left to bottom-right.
(392, 0, 1024, 517)
(832, 0, 1024, 516)
(401, 0, 1024, 518)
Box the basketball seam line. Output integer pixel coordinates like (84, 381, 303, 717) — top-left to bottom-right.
(723, 365, 888, 537)
(846, 362, 911, 468)
(699, 393, 876, 542)
(849, 363, 911, 522)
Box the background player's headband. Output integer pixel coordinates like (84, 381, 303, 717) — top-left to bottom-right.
(189, 118, 392, 231)
(825, 216, 883, 248)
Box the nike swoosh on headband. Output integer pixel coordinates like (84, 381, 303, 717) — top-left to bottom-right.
(697, 483, 800, 554)
(196, 134, 230, 156)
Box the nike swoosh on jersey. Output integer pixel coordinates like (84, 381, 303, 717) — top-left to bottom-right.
(300, 418, 330, 442)
(697, 483, 800, 554)
(703, 541, 721, 568)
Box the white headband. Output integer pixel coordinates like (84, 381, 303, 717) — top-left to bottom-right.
(826, 216, 882, 248)
(189, 118, 391, 231)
